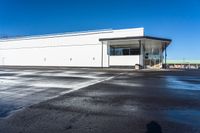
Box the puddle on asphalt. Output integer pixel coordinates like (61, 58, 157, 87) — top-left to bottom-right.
(165, 76, 200, 90)
(165, 109, 200, 126)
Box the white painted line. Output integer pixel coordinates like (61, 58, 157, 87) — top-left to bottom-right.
(59, 73, 123, 95)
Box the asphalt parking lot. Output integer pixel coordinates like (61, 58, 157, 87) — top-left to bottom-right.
(0, 67, 200, 133)
(0, 67, 115, 118)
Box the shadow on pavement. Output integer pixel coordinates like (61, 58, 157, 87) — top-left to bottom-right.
(145, 121, 162, 133)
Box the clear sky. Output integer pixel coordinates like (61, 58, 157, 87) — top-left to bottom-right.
(0, 0, 200, 60)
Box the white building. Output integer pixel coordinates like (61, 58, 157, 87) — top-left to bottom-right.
(0, 28, 171, 69)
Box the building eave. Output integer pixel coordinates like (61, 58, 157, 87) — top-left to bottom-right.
(99, 36, 172, 43)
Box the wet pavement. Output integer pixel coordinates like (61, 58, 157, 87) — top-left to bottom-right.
(0, 67, 114, 118)
(0, 68, 200, 133)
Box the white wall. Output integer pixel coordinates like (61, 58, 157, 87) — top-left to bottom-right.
(0, 28, 144, 67)
(0, 44, 102, 67)
(109, 56, 139, 66)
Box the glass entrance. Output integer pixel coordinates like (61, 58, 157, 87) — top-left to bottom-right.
(143, 41, 163, 69)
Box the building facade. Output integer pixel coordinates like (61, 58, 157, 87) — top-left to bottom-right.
(0, 28, 171, 69)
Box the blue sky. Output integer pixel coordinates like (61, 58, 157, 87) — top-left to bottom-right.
(0, 0, 200, 59)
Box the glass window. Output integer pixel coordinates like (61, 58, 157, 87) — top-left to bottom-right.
(130, 49, 140, 55)
(110, 47, 140, 56)
(122, 49, 130, 55)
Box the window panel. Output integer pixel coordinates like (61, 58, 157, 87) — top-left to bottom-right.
(110, 46, 140, 56)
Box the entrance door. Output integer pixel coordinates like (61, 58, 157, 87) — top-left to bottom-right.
(143, 41, 163, 69)
(144, 58, 161, 69)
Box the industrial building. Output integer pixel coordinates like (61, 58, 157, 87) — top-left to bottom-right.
(0, 28, 171, 69)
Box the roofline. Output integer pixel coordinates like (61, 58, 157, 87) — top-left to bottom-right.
(0, 27, 144, 42)
(0, 29, 113, 42)
(99, 36, 172, 42)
